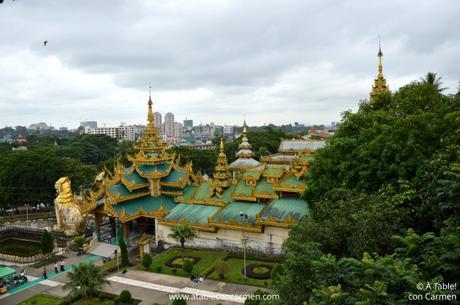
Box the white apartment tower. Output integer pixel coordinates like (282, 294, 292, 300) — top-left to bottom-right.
(164, 112, 175, 137)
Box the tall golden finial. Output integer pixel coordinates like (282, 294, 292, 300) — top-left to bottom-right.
(370, 36, 390, 101)
(377, 35, 383, 78)
(219, 135, 225, 153)
(243, 117, 248, 137)
(147, 84, 154, 125)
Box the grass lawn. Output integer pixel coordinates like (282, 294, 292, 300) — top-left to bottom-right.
(149, 248, 223, 277)
(208, 258, 274, 287)
(17, 294, 61, 305)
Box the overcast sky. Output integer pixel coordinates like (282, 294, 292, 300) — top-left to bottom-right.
(0, 0, 458, 128)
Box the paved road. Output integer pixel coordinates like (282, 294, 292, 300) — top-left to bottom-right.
(0, 253, 101, 305)
(2, 265, 271, 305)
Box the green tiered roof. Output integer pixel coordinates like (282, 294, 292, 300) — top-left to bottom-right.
(83, 96, 312, 233)
(163, 204, 220, 225)
(137, 163, 171, 175)
(162, 167, 187, 184)
(122, 171, 149, 186)
(108, 183, 149, 200)
(259, 198, 308, 223)
(211, 201, 265, 227)
(112, 195, 176, 217)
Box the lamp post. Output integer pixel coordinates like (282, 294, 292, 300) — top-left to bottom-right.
(25, 204, 29, 221)
(239, 212, 248, 279)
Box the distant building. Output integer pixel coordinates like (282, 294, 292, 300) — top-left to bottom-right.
(80, 121, 97, 129)
(183, 119, 193, 131)
(223, 125, 234, 135)
(173, 122, 183, 139)
(154, 112, 162, 133)
(85, 125, 136, 141)
(28, 122, 50, 131)
(164, 112, 175, 137)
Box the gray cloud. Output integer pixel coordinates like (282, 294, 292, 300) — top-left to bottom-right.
(0, 0, 458, 128)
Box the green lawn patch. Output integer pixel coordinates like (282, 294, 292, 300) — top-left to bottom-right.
(17, 294, 61, 305)
(208, 258, 274, 287)
(149, 248, 223, 277)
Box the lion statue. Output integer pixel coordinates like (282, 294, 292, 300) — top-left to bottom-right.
(53, 177, 87, 236)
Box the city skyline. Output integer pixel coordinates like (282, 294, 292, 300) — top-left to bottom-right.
(0, 0, 459, 128)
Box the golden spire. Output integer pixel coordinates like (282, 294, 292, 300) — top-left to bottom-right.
(214, 136, 231, 187)
(219, 135, 225, 153)
(147, 85, 154, 126)
(370, 36, 390, 101)
(377, 36, 383, 78)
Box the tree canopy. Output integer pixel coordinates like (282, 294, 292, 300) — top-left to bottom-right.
(270, 78, 460, 304)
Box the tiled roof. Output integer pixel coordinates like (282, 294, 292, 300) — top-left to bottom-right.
(112, 195, 177, 216)
(211, 201, 265, 226)
(259, 198, 309, 222)
(278, 140, 325, 152)
(164, 204, 220, 225)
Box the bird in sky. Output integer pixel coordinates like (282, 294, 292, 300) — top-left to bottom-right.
(43, 41, 48, 46)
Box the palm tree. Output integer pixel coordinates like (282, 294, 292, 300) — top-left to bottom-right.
(168, 224, 197, 254)
(420, 72, 446, 92)
(63, 263, 109, 305)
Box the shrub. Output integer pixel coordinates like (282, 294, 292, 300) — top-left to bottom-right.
(172, 297, 187, 305)
(72, 235, 86, 248)
(141, 253, 152, 269)
(119, 237, 129, 266)
(156, 266, 162, 273)
(244, 290, 268, 305)
(214, 261, 229, 280)
(270, 264, 283, 281)
(117, 290, 132, 304)
(172, 268, 177, 275)
(182, 259, 193, 274)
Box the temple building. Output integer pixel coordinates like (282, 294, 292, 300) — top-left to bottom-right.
(370, 41, 390, 100)
(228, 121, 261, 177)
(79, 95, 311, 254)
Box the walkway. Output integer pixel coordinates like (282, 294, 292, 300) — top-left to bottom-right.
(0, 254, 101, 304)
(108, 275, 246, 303)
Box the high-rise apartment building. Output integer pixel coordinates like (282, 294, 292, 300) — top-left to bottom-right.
(164, 112, 175, 137)
(154, 112, 162, 133)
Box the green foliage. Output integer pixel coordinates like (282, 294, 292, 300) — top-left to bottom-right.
(119, 236, 129, 266)
(182, 259, 194, 274)
(172, 297, 187, 305)
(117, 290, 132, 304)
(0, 147, 97, 206)
(272, 78, 460, 305)
(63, 263, 109, 304)
(214, 261, 229, 279)
(306, 83, 460, 231)
(270, 264, 284, 282)
(72, 235, 86, 249)
(40, 230, 54, 257)
(141, 253, 152, 269)
(244, 289, 269, 305)
(168, 224, 197, 250)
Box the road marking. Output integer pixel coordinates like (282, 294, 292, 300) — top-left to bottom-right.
(107, 276, 245, 303)
(182, 287, 245, 303)
(108, 276, 180, 294)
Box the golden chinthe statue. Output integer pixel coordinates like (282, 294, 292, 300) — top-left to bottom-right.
(53, 177, 87, 236)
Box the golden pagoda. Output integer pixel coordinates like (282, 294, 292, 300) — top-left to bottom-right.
(370, 39, 390, 101)
(228, 120, 261, 176)
(213, 136, 232, 188)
